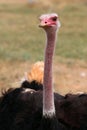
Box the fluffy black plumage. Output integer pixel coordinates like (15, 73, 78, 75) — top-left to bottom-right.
(38, 116, 65, 130)
(21, 80, 43, 91)
(0, 87, 87, 130)
(0, 87, 64, 130)
(56, 93, 87, 129)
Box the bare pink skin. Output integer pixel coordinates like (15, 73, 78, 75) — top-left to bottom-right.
(39, 13, 60, 117)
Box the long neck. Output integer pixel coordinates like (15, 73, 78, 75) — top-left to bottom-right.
(43, 29, 57, 118)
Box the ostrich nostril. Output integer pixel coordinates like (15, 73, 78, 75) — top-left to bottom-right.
(45, 21, 47, 24)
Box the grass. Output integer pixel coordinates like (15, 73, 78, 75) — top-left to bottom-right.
(0, 4, 45, 61)
(0, 2, 87, 62)
(0, 1, 87, 94)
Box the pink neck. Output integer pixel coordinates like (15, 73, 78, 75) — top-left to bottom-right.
(43, 30, 57, 117)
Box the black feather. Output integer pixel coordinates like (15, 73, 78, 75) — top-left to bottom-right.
(21, 80, 43, 91)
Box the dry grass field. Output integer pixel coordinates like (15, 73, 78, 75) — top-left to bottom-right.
(0, 0, 87, 95)
(0, 60, 87, 95)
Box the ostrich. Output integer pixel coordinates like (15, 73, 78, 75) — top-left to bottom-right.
(0, 13, 87, 130)
(37, 13, 63, 130)
(0, 13, 64, 130)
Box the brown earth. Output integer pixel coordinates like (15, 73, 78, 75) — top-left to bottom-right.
(0, 60, 87, 95)
(0, 0, 27, 4)
(0, 0, 86, 4)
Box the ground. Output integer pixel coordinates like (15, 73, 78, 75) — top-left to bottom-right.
(0, 60, 87, 95)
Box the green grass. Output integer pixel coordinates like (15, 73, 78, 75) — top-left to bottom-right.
(0, 2, 87, 62)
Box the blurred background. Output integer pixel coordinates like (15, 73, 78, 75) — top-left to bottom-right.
(0, 0, 87, 95)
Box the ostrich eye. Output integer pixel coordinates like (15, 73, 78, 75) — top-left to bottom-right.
(52, 16, 57, 21)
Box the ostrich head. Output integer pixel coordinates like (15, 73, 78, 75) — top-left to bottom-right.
(39, 13, 60, 32)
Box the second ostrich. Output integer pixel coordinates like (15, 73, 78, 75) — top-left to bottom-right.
(21, 61, 44, 91)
